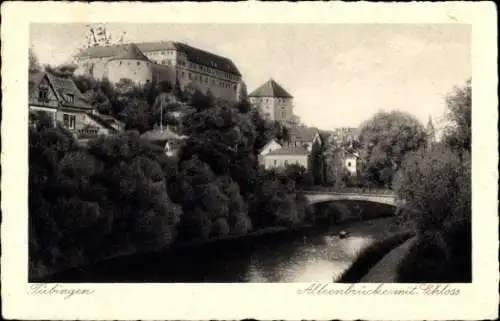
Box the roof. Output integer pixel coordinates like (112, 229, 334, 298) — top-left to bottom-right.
(86, 113, 123, 132)
(249, 79, 293, 98)
(29, 71, 92, 109)
(288, 125, 319, 142)
(28, 71, 46, 98)
(265, 146, 310, 156)
(75, 41, 241, 76)
(140, 128, 188, 142)
(109, 43, 150, 62)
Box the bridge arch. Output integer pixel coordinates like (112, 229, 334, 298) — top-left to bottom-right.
(304, 192, 399, 207)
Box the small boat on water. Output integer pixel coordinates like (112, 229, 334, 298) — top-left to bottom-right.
(339, 230, 348, 239)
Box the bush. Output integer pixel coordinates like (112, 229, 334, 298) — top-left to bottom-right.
(393, 145, 471, 233)
(284, 163, 314, 189)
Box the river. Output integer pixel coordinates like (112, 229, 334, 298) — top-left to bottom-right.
(46, 213, 403, 283)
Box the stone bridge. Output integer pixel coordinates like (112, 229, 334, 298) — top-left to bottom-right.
(303, 191, 399, 207)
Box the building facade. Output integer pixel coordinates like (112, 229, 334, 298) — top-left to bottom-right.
(74, 41, 242, 103)
(263, 146, 310, 170)
(248, 79, 295, 122)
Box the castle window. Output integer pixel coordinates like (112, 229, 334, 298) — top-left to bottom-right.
(119, 61, 122, 65)
(137, 61, 141, 66)
(348, 161, 352, 167)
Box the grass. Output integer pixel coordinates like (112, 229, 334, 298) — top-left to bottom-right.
(335, 230, 414, 283)
(336, 220, 472, 283)
(396, 220, 471, 283)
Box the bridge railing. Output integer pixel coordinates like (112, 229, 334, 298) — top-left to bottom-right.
(299, 186, 395, 196)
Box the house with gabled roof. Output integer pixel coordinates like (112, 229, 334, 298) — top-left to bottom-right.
(248, 78, 295, 123)
(29, 70, 123, 142)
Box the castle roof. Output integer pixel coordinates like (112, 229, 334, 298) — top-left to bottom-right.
(249, 79, 293, 98)
(75, 41, 241, 76)
(265, 145, 309, 156)
(109, 43, 150, 62)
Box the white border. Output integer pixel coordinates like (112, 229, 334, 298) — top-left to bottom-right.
(1, 2, 498, 320)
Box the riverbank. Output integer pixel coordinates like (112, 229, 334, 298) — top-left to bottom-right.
(337, 219, 471, 283)
(32, 200, 399, 282)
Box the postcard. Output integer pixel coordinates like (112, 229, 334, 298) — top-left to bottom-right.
(1, 1, 498, 320)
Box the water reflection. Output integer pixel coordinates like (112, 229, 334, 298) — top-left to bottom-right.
(242, 233, 375, 282)
(46, 216, 398, 283)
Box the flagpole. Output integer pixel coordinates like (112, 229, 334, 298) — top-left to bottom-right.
(160, 98, 163, 132)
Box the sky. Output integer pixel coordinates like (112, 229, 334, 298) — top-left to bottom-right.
(30, 23, 471, 130)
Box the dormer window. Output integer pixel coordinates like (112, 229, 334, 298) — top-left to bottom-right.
(65, 94, 74, 104)
(38, 88, 49, 102)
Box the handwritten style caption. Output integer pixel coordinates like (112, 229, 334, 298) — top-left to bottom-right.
(297, 283, 460, 296)
(29, 284, 95, 300)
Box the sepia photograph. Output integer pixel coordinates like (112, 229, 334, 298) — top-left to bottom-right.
(28, 22, 472, 284)
(2, 2, 498, 320)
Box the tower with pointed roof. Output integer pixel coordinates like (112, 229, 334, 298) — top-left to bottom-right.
(248, 78, 294, 122)
(105, 43, 154, 85)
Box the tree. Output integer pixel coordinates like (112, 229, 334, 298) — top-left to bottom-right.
(29, 48, 42, 73)
(393, 144, 471, 282)
(310, 137, 326, 185)
(284, 163, 314, 189)
(443, 79, 471, 152)
(322, 134, 349, 187)
(357, 111, 427, 187)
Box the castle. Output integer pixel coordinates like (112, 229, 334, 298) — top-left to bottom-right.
(73, 42, 243, 103)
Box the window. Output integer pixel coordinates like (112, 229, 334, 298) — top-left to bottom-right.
(66, 94, 74, 104)
(38, 88, 49, 102)
(284, 160, 289, 166)
(347, 161, 352, 167)
(137, 61, 141, 66)
(274, 160, 277, 166)
(63, 114, 76, 130)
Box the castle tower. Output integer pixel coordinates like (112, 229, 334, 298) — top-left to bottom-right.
(105, 43, 153, 85)
(248, 78, 294, 122)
